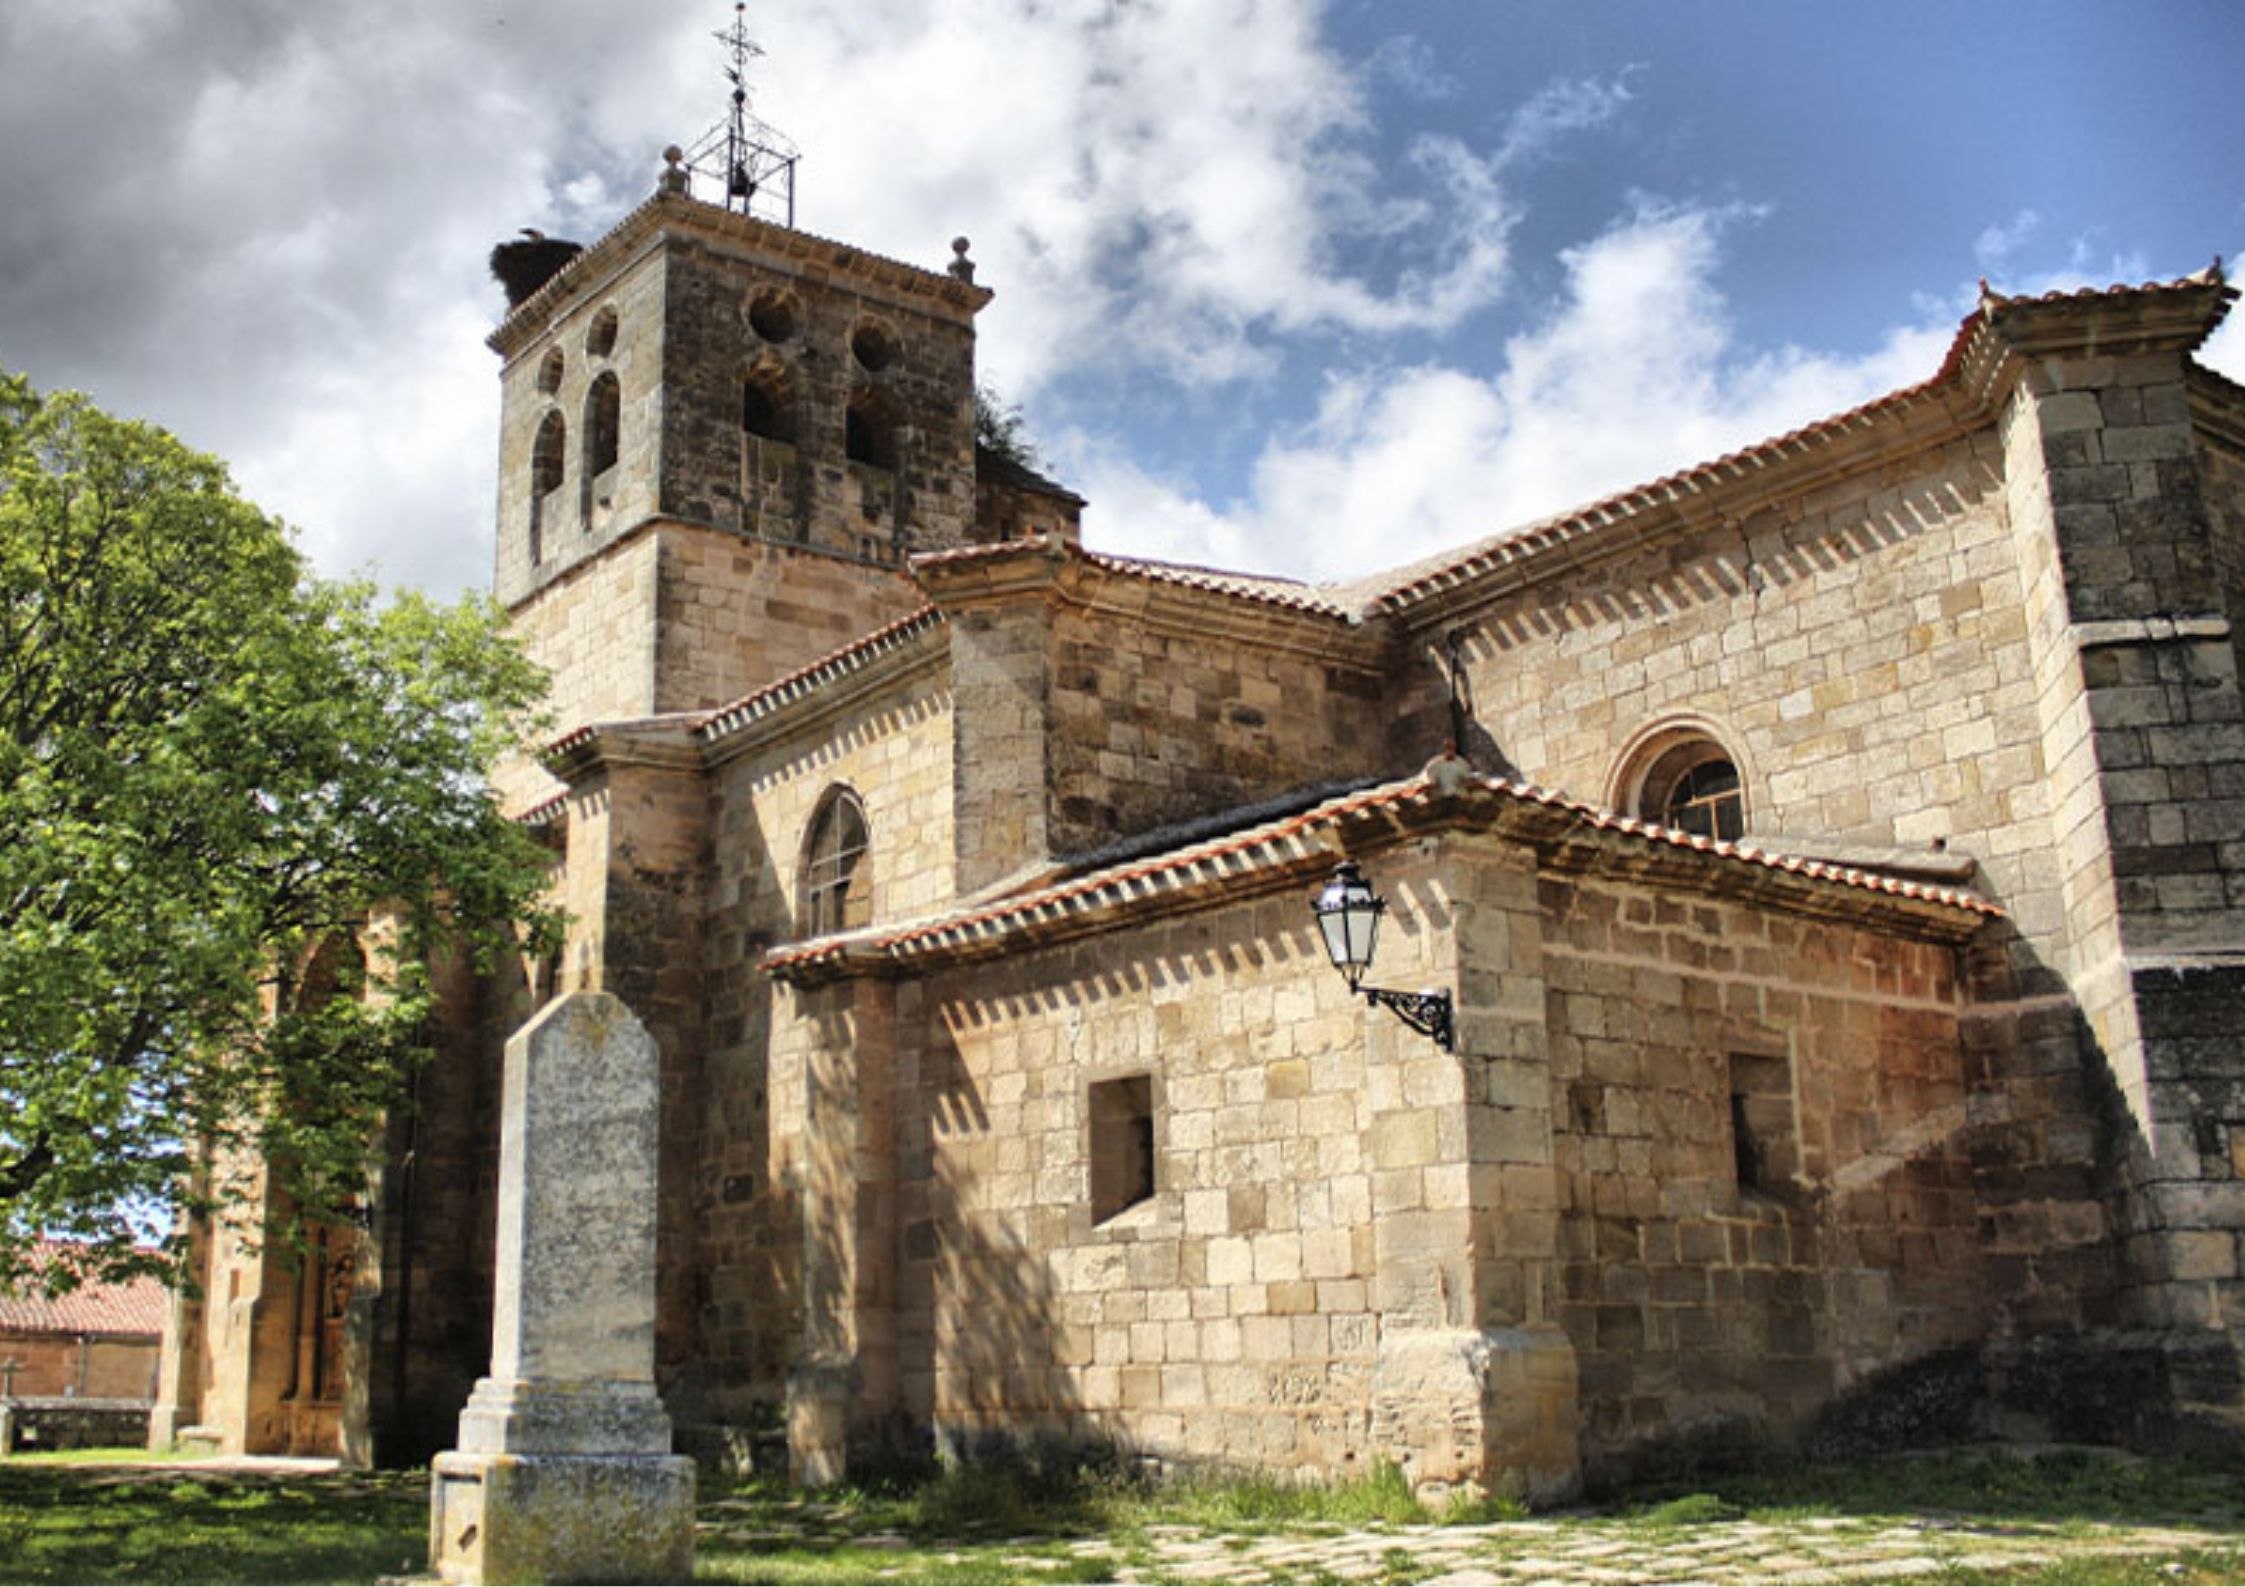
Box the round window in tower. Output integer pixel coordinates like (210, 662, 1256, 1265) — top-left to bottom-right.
(585, 305, 620, 360)
(850, 319, 900, 373)
(748, 289, 800, 344)
(535, 346, 565, 394)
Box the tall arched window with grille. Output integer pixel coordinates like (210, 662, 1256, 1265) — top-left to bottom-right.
(802, 787, 871, 936)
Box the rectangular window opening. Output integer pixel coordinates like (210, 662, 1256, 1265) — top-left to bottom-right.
(1089, 1074, 1155, 1224)
(1728, 1050, 1796, 1196)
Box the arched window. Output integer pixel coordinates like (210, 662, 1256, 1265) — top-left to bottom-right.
(584, 373, 620, 478)
(1639, 740, 1746, 841)
(585, 304, 619, 359)
(531, 410, 566, 496)
(845, 392, 897, 469)
(529, 409, 565, 563)
(742, 370, 795, 444)
(802, 788, 871, 935)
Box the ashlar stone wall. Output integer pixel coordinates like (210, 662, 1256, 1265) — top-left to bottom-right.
(1045, 599, 1388, 860)
(492, 243, 668, 609)
(658, 240, 984, 563)
(690, 639, 956, 1422)
(1389, 434, 2110, 1346)
(772, 823, 1987, 1493)
(1539, 877, 1982, 1474)
(933, 548, 1391, 894)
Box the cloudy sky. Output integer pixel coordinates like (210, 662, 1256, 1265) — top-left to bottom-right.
(3, 1, 2242, 595)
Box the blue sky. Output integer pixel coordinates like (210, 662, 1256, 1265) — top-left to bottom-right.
(1, 1, 2240, 592)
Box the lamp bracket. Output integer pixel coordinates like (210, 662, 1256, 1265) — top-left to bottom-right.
(1361, 986, 1454, 1052)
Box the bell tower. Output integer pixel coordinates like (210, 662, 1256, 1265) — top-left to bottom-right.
(480, 22, 998, 746)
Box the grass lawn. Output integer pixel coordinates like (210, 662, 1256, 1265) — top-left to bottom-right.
(0, 1444, 2239, 1584)
(0, 1456, 426, 1584)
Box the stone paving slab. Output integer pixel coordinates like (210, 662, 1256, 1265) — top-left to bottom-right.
(1099, 1513, 2243, 1584)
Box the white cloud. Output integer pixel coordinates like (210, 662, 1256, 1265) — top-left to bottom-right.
(1363, 34, 1458, 102)
(1974, 209, 2041, 270)
(1, 0, 1552, 593)
(756, 0, 1526, 393)
(1, 1, 2222, 611)
(1073, 202, 1960, 585)
(1495, 73, 1636, 170)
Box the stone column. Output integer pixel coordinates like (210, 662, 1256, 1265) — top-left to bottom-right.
(1994, 289, 2245, 1358)
(1364, 829, 1579, 1505)
(785, 976, 899, 1486)
(429, 993, 694, 1586)
(917, 540, 1065, 896)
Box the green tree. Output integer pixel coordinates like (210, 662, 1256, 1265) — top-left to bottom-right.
(0, 370, 557, 1288)
(974, 382, 1043, 471)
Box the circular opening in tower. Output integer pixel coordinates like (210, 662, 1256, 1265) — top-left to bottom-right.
(536, 347, 565, 394)
(851, 320, 900, 373)
(749, 290, 800, 344)
(585, 305, 620, 360)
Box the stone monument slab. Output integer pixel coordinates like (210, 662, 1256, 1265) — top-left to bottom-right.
(429, 992, 695, 1585)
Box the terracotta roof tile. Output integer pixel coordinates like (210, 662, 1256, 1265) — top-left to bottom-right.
(1353, 270, 2233, 615)
(766, 765, 1999, 977)
(1078, 550, 1347, 618)
(912, 536, 1350, 620)
(699, 605, 945, 745)
(0, 1245, 167, 1338)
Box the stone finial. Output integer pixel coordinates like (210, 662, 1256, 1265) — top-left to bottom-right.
(660, 144, 690, 196)
(949, 236, 976, 284)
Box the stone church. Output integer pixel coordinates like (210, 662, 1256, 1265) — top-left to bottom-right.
(153, 157, 2245, 1498)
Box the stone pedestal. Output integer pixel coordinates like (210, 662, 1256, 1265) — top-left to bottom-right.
(429, 993, 694, 1585)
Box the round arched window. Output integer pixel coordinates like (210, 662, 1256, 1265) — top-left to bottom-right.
(845, 390, 898, 468)
(802, 788, 871, 936)
(742, 365, 796, 444)
(1637, 739, 1746, 841)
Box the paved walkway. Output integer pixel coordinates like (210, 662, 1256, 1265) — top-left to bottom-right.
(1037, 1513, 2239, 1583)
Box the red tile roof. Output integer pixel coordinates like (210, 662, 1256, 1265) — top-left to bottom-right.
(0, 1245, 167, 1339)
(766, 762, 1999, 978)
(1354, 270, 2232, 615)
(912, 536, 1351, 620)
(699, 605, 946, 745)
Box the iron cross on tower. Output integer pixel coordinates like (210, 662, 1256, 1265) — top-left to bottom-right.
(676, 3, 799, 225)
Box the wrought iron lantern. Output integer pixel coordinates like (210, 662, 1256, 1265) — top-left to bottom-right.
(1312, 860, 1454, 1051)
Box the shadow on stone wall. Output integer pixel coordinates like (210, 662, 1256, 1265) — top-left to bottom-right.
(840, 1007, 1096, 1473)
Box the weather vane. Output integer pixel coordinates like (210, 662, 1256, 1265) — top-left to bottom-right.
(672, 3, 799, 225)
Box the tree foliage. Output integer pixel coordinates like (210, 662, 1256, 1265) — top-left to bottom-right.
(0, 371, 556, 1288)
(974, 383, 1043, 471)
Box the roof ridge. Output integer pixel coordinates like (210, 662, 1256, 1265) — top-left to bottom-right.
(1359, 270, 2234, 615)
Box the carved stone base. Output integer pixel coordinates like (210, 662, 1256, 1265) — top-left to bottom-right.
(429, 1449, 695, 1586)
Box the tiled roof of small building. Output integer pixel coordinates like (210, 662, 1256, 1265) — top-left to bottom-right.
(699, 605, 946, 745)
(766, 761, 1999, 980)
(0, 1245, 167, 1339)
